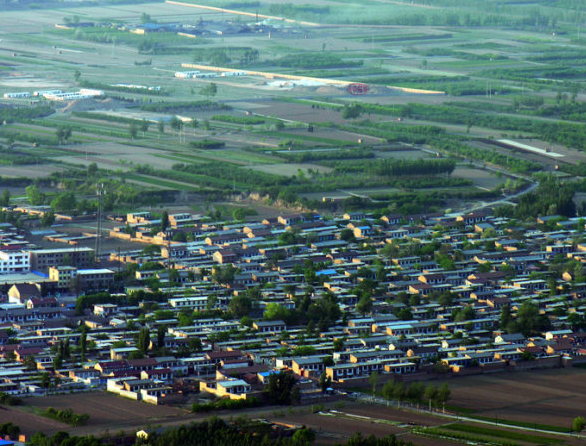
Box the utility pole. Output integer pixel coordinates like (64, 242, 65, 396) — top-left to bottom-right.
(94, 183, 104, 263)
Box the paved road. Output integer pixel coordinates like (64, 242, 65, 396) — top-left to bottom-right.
(457, 180, 539, 214)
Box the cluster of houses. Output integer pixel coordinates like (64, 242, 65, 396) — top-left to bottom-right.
(1, 209, 586, 404)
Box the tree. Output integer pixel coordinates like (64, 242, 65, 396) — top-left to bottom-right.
(63, 338, 70, 360)
(517, 300, 547, 337)
(0, 188, 10, 207)
(319, 371, 331, 393)
(23, 355, 37, 371)
(200, 82, 217, 98)
(137, 327, 150, 354)
(41, 211, 55, 228)
(161, 210, 169, 232)
(140, 119, 149, 136)
(500, 305, 511, 329)
(356, 294, 372, 316)
(292, 427, 315, 445)
(381, 380, 394, 403)
(437, 382, 451, 412)
(80, 329, 87, 362)
(407, 382, 425, 406)
(342, 103, 362, 119)
(26, 184, 45, 205)
(50, 191, 76, 212)
(53, 354, 63, 369)
(228, 294, 252, 318)
(425, 384, 438, 411)
(157, 325, 167, 348)
(233, 208, 247, 222)
(87, 162, 98, 177)
(265, 371, 297, 405)
(41, 372, 50, 389)
(212, 264, 237, 285)
(188, 337, 202, 353)
(140, 12, 152, 23)
(333, 338, 344, 352)
(170, 116, 182, 133)
(368, 371, 379, 397)
(56, 126, 72, 144)
(129, 122, 138, 139)
(393, 382, 406, 407)
(573, 416, 585, 432)
(206, 294, 218, 311)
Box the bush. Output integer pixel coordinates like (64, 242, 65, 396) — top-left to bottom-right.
(43, 407, 89, 426)
(190, 140, 226, 149)
(191, 397, 261, 412)
(574, 416, 585, 432)
(0, 392, 21, 405)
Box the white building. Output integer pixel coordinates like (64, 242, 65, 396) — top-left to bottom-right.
(3, 92, 30, 98)
(174, 71, 200, 78)
(0, 250, 30, 273)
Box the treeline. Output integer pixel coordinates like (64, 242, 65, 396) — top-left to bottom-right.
(190, 140, 226, 149)
(359, 76, 510, 96)
(170, 162, 290, 190)
(269, 3, 330, 15)
(139, 101, 230, 113)
(276, 148, 375, 163)
(138, 40, 193, 55)
(388, 103, 586, 152)
(409, 47, 508, 61)
(212, 115, 265, 125)
(192, 397, 261, 412)
(273, 53, 362, 69)
(44, 407, 89, 426)
(0, 392, 21, 405)
(331, 158, 456, 176)
(0, 422, 19, 439)
(431, 137, 540, 174)
(72, 111, 141, 125)
(508, 175, 576, 219)
(480, 65, 586, 82)
(191, 47, 259, 66)
(342, 121, 538, 173)
(75, 290, 168, 314)
(0, 104, 54, 123)
(141, 417, 412, 446)
(0, 145, 46, 166)
(0, 128, 57, 147)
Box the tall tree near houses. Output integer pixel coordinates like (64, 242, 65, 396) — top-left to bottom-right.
(161, 210, 169, 232)
(137, 327, 150, 355)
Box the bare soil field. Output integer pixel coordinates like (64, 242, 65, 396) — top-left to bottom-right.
(271, 403, 465, 446)
(441, 367, 586, 429)
(452, 166, 503, 189)
(13, 392, 190, 437)
(0, 164, 65, 178)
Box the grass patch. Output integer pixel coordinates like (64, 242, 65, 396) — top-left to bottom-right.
(443, 423, 564, 444)
(466, 415, 571, 434)
(123, 173, 199, 191)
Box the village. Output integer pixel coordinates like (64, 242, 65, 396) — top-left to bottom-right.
(0, 205, 584, 415)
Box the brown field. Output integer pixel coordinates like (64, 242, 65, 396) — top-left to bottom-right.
(271, 403, 462, 446)
(10, 392, 190, 437)
(441, 367, 586, 429)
